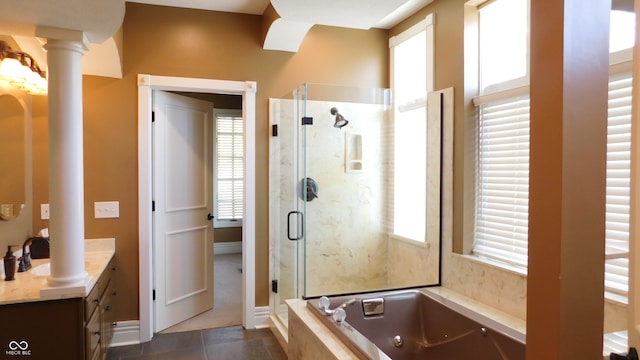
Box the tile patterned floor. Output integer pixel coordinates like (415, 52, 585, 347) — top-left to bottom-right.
(106, 326, 287, 360)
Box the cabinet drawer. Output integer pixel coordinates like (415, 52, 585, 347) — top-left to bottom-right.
(100, 280, 115, 353)
(85, 308, 101, 360)
(85, 283, 100, 319)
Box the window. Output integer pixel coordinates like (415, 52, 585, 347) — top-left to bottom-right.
(389, 15, 434, 242)
(472, 0, 530, 269)
(470, 0, 635, 297)
(604, 9, 634, 296)
(478, 0, 529, 94)
(605, 72, 632, 295)
(213, 109, 243, 228)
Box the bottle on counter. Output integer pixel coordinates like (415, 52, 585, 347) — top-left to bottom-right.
(4, 245, 16, 281)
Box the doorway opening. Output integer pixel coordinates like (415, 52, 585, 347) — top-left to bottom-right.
(137, 74, 257, 342)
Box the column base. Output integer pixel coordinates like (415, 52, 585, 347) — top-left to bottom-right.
(40, 272, 91, 298)
(46, 271, 89, 288)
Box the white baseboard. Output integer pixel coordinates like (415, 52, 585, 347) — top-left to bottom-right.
(111, 320, 141, 347)
(214, 241, 242, 254)
(254, 306, 271, 329)
(109, 307, 271, 347)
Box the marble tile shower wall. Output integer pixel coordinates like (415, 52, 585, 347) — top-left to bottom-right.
(274, 99, 389, 297)
(303, 101, 387, 296)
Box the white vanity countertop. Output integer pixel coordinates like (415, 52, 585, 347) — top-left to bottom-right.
(0, 238, 115, 305)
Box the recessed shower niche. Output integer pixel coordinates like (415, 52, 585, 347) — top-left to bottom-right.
(345, 132, 363, 173)
(269, 83, 449, 326)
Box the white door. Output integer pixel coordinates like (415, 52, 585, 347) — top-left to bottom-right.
(153, 90, 214, 332)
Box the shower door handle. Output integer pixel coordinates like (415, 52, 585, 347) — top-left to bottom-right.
(287, 211, 304, 241)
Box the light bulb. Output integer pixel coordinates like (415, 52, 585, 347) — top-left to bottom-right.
(20, 69, 41, 91)
(0, 58, 24, 82)
(10, 63, 31, 84)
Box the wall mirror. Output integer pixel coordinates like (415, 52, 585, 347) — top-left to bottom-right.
(0, 93, 26, 220)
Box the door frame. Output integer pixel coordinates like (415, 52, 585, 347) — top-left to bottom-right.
(137, 74, 257, 342)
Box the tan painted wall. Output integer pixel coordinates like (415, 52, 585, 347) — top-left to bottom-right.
(30, 3, 389, 321)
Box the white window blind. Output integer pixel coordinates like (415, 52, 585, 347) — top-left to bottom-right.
(604, 72, 632, 295)
(214, 110, 243, 228)
(473, 95, 530, 268)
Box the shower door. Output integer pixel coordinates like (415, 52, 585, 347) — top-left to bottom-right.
(269, 85, 308, 324)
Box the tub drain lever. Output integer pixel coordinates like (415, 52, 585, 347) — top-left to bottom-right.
(362, 297, 384, 316)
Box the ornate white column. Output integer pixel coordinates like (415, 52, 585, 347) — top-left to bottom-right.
(38, 27, 89, 287)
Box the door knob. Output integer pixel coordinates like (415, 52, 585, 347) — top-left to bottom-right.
(207, 213, 214, 221)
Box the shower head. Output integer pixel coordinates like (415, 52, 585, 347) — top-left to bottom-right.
(330, 107, 349, 129)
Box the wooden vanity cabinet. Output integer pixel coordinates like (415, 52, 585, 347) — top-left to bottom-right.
(0, 258, 115, 360)
(85, 258, 116, 360)
(0, 297, 85, 360)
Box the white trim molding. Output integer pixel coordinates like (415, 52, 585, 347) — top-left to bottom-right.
(110, 320, 141, 347)
(138, 74, 257, 342)
(254, 306, 271, 329)
(214, 241, 242, 255)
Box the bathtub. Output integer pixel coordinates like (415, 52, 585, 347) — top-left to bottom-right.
(306, 289, 525, 360)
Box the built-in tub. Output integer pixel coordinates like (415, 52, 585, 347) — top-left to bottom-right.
(307, 289, 525, 360)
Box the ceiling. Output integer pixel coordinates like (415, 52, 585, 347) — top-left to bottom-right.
(0, 0, 432, 78)
(128, 0, 432, 29)
(128, 0, 272, 16)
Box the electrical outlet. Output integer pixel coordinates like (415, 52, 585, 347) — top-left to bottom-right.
(40, 204, 49, 220)
(95, 201, 119, 219)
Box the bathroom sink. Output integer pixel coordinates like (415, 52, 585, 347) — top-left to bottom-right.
(31, 262, 50, 276)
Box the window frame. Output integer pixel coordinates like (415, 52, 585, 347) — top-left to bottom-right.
(388, 14, 435, 244)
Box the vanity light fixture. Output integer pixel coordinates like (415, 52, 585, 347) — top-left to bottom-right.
(0, 40, 47, 95)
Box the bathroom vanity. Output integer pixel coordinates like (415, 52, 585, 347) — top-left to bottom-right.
(0, 238, 115, 360)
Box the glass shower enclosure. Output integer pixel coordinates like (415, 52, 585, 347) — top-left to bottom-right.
(269, 83, 442, 325)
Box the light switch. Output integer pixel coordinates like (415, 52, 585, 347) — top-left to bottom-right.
(41, 204, 50, 220)
(95, 201, 119, 219)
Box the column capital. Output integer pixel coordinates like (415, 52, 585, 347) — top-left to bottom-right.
(35, 26, 90, 51)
